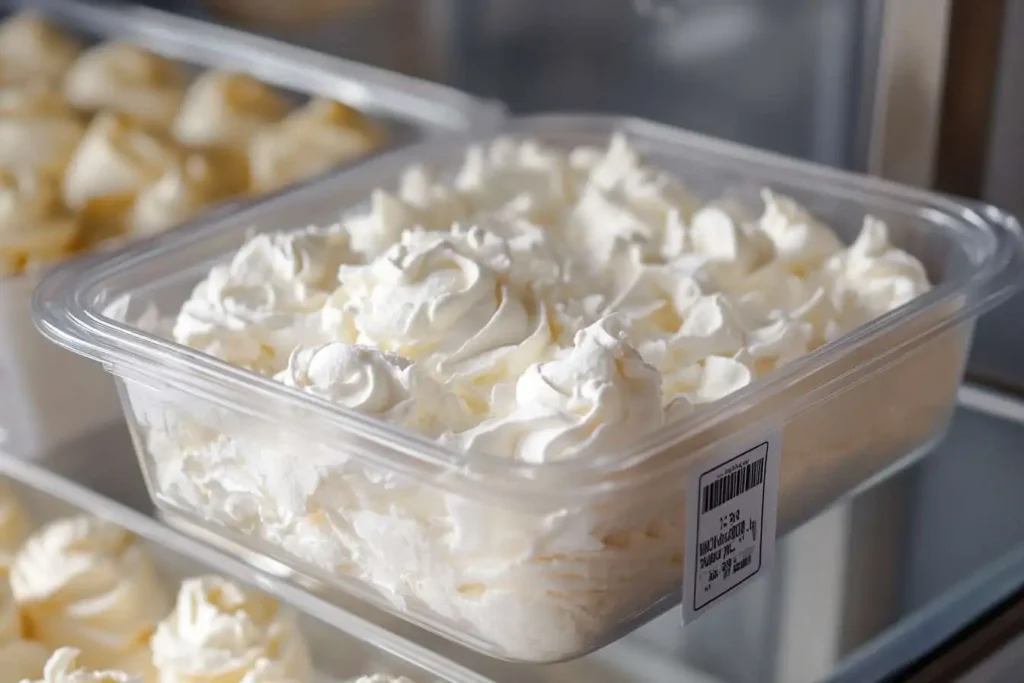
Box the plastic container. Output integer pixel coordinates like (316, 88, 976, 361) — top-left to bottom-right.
(33, 115, 1024, 663)
(0, 0, 502, 458)
(0, 450, 494, 683)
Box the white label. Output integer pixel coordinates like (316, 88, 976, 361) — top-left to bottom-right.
(682, 430, 781, 622)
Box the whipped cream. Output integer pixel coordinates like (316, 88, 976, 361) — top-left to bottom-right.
(172, 71, 289, 149)
(0, 14, 80, 86)
(10, 515, 171, 676)
(153, 134, 934, 659)
(451, 318, 663, 463)
(28, 648, 139, 683)
(64, 41, 186, 130)
(248, 99, 377, 192)
(172, 225, 352, 374)
(62, 112, 181, 233)
(130, 153, 240, 237)
(0, 85, 85, 179)
(150, 575, 311, 683)
(0, 168, 79, 276)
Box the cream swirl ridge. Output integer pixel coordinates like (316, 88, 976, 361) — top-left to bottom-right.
(451, 318, 664, 463)
(337, 228, 552, 385)
(272, 342, 451, 433)
(10, 516, 171, 675)
(173, 225, 352, 373)
(825, 216, 932, 325)
(29, 648, 139, 683)
(150, 575, 311, 683)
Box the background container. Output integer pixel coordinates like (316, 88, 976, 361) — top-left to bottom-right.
(0, 0, 502, 458)
(0, 449, 495, 683)
(33, 115, 1024, 662)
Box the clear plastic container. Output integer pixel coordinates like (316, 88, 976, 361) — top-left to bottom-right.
(0, 0, 502, 458)
(33, 115, 1024, 663)
(0, 447, 494, 682)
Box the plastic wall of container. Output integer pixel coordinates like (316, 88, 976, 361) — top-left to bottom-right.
(0, 0, 503, 458)
(32, 115, 1024, 663)
(0, 450, 496, 683)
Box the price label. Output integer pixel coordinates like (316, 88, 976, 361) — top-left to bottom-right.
(682, 431, 781, 622)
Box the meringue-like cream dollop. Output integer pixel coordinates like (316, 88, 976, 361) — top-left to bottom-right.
(172, 71, 290, 150)
(452, 318, 664, 463)
(0, 168, 79, 276)
(62, 112, 181, 236)
(10, 515, 171, 676)
(0, 13, 80, 86)
(130, 152, 244, 237)
(150, 575, 312, 683)
(0, 479, 30, 573)
(27, 648, 139, 683)
(248, 99, 377, 192)
(64, 41, 186, 130)
(0, 85, 84, 178)
(158, 134, 934, 659)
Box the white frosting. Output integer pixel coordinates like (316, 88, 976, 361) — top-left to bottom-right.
(172, 70, 289, 149)
(248, 99, 377, 192)
(150, 575, 311, 683)
(173, 225, 351, 374)
(825, 215, 932, 323)
(452, 319, 663, 463)
(335, 227, 554, 391)
(64, 42, 185, 129)
(757, 189, 843, 273)
(349, 676, 415, 683)
(10, 516, 171, 675)
(275, 343, 423, 422)
(28, 648, 139, 683)
(154, 134, 934, 660)
(0, 14, 80, 86)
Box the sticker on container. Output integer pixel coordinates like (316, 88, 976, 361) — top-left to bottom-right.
(682, 430, 781, 623)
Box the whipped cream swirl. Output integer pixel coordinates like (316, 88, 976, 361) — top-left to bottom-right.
(172, 70, 289, 149)
(336, 228, 553, 387)
(0, 14, 80, 86)
(29, 648, 139, 683)
(453, 318, 663, 463)
(64, 41, 185, 129)
(151, 575, 311, 683)
(174, 226, 351, 373)
(10, 515, 171, 675)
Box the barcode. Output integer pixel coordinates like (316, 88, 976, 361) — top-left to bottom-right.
(702, 458, 766, 513)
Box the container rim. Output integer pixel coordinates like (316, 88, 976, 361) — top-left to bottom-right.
(24, 0, 505, 134)
(0, 451, 495, 683)
(0, 0, 505, 285)
(33, 114, 1024, 505)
